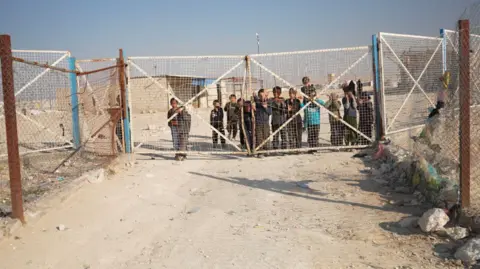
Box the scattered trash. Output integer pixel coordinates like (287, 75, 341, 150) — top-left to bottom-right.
(56, 177, 65, 182)
(87, 169, 105, 184)
(296, 182, 310, 189)
(187, 207, 200, 214)
(56, 224, 66, 231)
(352, 153, 368, 158)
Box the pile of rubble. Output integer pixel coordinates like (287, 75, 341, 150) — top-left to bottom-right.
(363, 110, 480, 266)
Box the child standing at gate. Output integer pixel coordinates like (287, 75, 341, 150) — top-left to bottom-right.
(167, 98, 189, 161)
(286, 88, 303, 149)
(238, 98, 253, 150)
(324, 92, 343, 146)
(210, 100, 226, 148)
(342, 84, 358, 146)
(270, 86, 288, 150)
(358, 92, 374, 145)
(253, 89, 272, 156)
(224, 94, 239, 140)
(299, 90, 325, 151)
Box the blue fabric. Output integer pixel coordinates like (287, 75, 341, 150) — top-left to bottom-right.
(301, 99, 325, 127)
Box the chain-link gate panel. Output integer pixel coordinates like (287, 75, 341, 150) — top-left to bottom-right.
(379, 33, 442, 150)
(248, 47, 374, 154)
(128, 55, 247, 157)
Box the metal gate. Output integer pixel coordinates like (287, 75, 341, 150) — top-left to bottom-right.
(127, 55, 246, 156)
(249, 47, 375, 154)
(378, 32, 442, 149)
(127, 46, 376, 156)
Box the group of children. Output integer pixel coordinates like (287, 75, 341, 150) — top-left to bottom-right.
(167, 76, 375, 160)
(207, 77, 374, 155)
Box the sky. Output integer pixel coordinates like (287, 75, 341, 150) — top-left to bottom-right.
(0, 0, 476, 59)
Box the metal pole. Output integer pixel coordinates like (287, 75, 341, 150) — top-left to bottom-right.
(68, 57, 81, 148)
(440, 29, 447, 73)
(256, 33, 263, 88)
(247, 56, 256, 154)
(372, 34, 385, 140)
(0, 35, 25, 223)
(459, 20, 471, 209)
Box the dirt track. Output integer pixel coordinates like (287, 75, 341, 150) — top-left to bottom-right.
(0, 152, 462, 269)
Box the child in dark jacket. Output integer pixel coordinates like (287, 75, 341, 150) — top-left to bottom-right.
(358, 92, 374, 145)
(286, 88, 303, 149)
(224, 94, 239, 140)
(210, 100, 226, 148)
(238, 98, 253, 150)
(270, 86, 288, 150)
(253, 89, 272, 153)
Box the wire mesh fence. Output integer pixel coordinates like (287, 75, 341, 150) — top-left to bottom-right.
(0, 46, 125, 216)
(449, 3, 480, 214)
(379, 33, 443, 151)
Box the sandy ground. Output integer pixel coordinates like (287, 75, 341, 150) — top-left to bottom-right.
(0, 151, 462, 269)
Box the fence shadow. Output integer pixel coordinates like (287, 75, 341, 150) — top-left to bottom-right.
(190, 171, 424, 215)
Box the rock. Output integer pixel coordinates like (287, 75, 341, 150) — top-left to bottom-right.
(403, 199, 420, 206)
(418, 208, 450, 232)
(87, 169, 105, 184)
(398, 216, 420, 228)
(455, 238, 480, 262)
(56, 224, 66, 231)
(445, 227, 469, 240)
(147, 124, 157, 130)
(395, 186, 411, 194)
(373, 178, 388, 186)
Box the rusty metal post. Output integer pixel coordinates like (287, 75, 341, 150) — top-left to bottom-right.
(459, 20, 471, 209)
(0, 35, 25, 223)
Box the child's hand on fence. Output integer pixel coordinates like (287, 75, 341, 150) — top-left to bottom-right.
(287, 104, 292, 112)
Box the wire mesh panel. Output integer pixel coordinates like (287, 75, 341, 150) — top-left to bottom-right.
(0, 50, 72, 156)
(379, 33, 443, 150)
(248, 47, 374, 154)
(76, 59, 123, 155)
(128, 55, 247, 157)
(444, 4, 480, 214)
